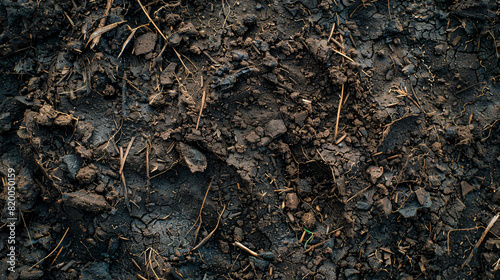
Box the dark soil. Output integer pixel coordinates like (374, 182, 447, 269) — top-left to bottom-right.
(1, 0, 500, 279)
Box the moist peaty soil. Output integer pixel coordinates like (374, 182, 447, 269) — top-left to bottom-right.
(1, 0, 500, 279)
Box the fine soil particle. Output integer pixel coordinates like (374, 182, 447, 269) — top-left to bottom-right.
(1, 0, 500, 279)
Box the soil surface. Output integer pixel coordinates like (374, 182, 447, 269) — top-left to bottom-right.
(1, 0, 500, 279)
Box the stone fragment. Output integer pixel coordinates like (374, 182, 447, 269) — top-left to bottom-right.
(293, 111, 308, 126)
(63, 154, 82, 179)
(232, 50, 248, 61)
(265, 119, 287, 139)
(168, 32, 182, 46)
(177, 142, 207, 173)
(258, 252, 276, 261)
(356, 201, 371, 211)
(397, 201, 420, 218)
(461, 181, 475, 197)
(160, 63, 177, 86)
(415, 188, 432, 207)
(134, 32, 157, 55)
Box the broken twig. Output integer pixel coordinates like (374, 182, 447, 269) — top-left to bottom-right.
(234, 241, 259, 257)
(195, 90, 206, 130)
(86, 21, 126, 48)
(334, 84, 344, 142)
(191, 204, 226, 251)
(462, 213, 500, 268)
(90, 0, 113, 48)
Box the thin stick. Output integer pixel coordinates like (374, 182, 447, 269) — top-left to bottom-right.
(64, 11, 75, 27)
(86, 21, 126, 47)
(49, 246, 64, 267)
(346, 184, 371, 203)
(146, 138, 150, 203)
(327, 23, 335, 44)
(462, 213, 500, 268)
(119, 139, 134, 214)
(191, 204, 226, 251)
(202, 50, 219, 65)
(388, 0, 392, 21)
(173, 47, 192, 76)
(221, 0, 231, 29)
(334, 84, 344, 142)
(119, 137, 136, 175)
(30, 228, 69, 270)
(187, 180, 213, 240)
(118, 24, 148, 58)
(195, 90, 206, 130)
(90, 0, 113, 48)
(299, 230, 306, 243)
(121, 172, 132, 214)
(137, 0, 167, 40)
(304, 239, 328, 253)
(234, 241, 259, 257)
(332, 49, 354, 62)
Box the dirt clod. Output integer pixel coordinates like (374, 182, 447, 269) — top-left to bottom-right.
(286, 193, 300, 210)
(62, 190, 109, 213)
(134, 32, 157, 55)
(177, 142, 207, 173)
(265, 119, 287, 139)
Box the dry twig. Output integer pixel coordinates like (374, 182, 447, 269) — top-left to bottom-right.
(119, 137, 135, 214)
(87, 21, 125, 48)
(234, 241, 259, 257)
(334, 84, 345, 142)
(90, 0, 113, 48)
(462, 213, 500, 268)
(191, 204, 226, 251)
(195, 90, 206, 130)
(30, 228, 69, 270)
